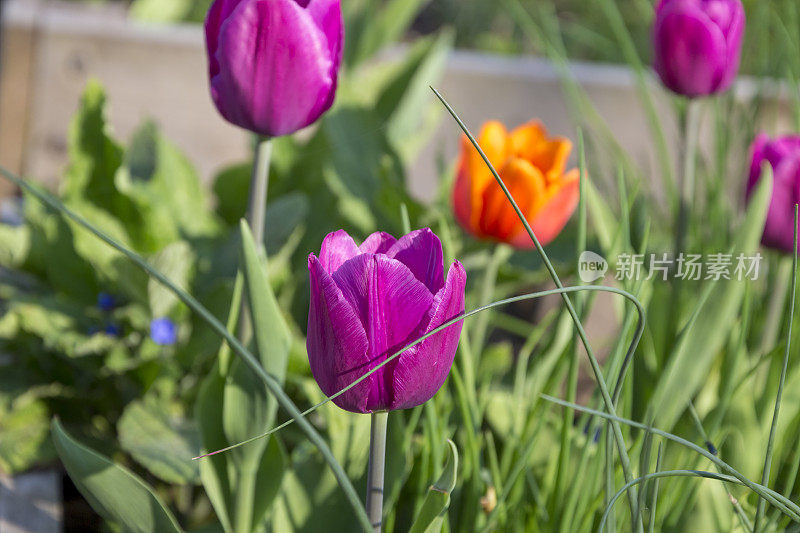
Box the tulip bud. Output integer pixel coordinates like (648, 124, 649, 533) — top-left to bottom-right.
(746, 133, 800, 253)
(307, 229, 466, 413)
(205, 0, 344, 137)
(653, 0, 745, 98)
(452, 120, 580, 248)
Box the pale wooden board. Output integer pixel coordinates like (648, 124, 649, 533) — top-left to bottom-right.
(0, 470, 62, 533)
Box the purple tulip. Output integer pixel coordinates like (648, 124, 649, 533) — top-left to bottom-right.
(307, 229, 467, 413)
(653, 0, 745, 97)
(205, 0, 343, 137)
(746, 133, 800, 253)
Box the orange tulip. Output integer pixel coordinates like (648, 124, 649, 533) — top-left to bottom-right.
(453, 120, 580, 248)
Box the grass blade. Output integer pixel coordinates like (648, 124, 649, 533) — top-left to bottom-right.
(754, 204, 799, 532)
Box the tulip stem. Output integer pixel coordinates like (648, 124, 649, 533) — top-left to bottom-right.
(247, 137, 272, 246)
(676, 99, 701, 254)
(668, 99, 702, 353)
(367, 411, 388, 532)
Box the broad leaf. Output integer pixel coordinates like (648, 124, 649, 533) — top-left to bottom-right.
(118, 400, 201, 485)
(51, 419, 183, 533)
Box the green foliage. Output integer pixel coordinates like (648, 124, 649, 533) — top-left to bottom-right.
(52, 419, 183, 533)
(0, 81, 233, 477)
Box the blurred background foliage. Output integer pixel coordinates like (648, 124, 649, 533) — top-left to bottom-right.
(84, 0, 800, 81)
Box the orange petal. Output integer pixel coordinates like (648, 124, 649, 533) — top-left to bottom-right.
(479, 158, 546, 243)
(459, 121, 511, 232)
(509, 169, 580, 248)
(509, 121, 547, 158)
(534, 138, 574, 183)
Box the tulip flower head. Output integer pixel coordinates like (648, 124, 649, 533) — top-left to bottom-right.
(453, 120, 580, 248)
(653, 0, 745, 98)
(307, 229, 466, 413)
(746, 133, 800, 253)
(205, 0, 344, 137)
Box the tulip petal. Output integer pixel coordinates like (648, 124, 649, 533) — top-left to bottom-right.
(319, 230, 360, 274)
(386, 228, 445, 293)
(389, 261, 466, 410)
(306, 0, 344, 72)
(360, 231, 397, 255)
(653, 5, 728, 96)
(509, 169, 580, 248)
(332, 254, 434, 410)
(457, 121, 511, 233)
(762, 155, 800, 252)
(212, 0, 335, 136)
(479, 158, 545, 241)
(307, 254, 371, 413)
(205, 0, 245, 78)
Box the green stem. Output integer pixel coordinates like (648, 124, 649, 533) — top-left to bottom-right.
(232, 136, 272, 533)
(760, 256, 792, 355)
(755, 207, 799, 533)
(472, 245, 513, 355)
(668, 99, 702, 355)
(367, 412, 389, 532)
(676, 100, 701, 255)
(247, 137, 272, 246)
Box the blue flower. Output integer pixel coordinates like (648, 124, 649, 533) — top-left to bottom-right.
(104, 323, 121, 337)
(97, 292, 116, 312)
(150, 318, 177, 346)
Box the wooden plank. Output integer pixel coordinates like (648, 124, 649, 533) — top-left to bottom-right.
(0, 0, 41, 197)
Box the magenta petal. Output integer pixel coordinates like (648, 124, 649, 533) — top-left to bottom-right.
(211, 0, 335, 136)
(389, 261, 466, 410)
(747, 133, 771, 198)
(306, 0, 344, 77)
(762, 156, 800, 253)
(204, 0, 244, 78)
(307, 255, 371, 413)
(332, 254, 434, 411)
(386, 228, 445, 293)
(319, 230, 360, 274)
(653, 7, 728, 96)
(359, 231, 397, 255)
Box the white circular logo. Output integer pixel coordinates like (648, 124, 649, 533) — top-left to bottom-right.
(578, 251, 608, 283)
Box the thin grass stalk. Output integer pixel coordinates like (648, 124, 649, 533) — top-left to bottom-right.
(543, 395, 800, 521)
(647, 444, 664, 533)
(754, 205, 800, 532)
(553, 131, 588, 514)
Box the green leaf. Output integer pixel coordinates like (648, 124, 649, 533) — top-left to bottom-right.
(346, 0, 430, 67)
(148, 241, 194, 317)
(61, 80, 124, 205)
(375, 31, 453, 159)
(0, 224, 30, 267)
(240, 220, 290, 383)
(647, 168, 773, 430)
(118, 400, 201, 485)
(116, 121, 218, 251)
(0, 400, 53, 473)
(264, 193, 310, 256)
(51, 418, 183, 533)
(409, 439, 459, 533)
